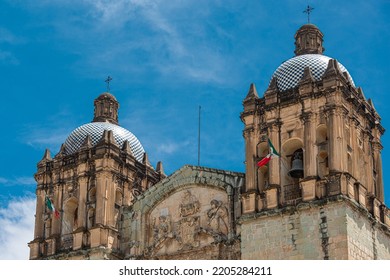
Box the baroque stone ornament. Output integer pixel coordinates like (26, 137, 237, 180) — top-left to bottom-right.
(176, 216, 200, 250)
(206, 199, 228, 235)
(179, 190, 200, 217)
(153, 215, 173, 244)
(176, 190, 201, 250)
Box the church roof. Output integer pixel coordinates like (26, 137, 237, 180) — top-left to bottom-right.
(63, 121, 145, 161)
(271, 54, 355, 91)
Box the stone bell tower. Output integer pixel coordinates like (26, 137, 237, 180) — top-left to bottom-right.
(28, 92, 165, 260)
(240, 23, 390, 259)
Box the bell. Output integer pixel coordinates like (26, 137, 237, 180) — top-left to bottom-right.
(288, 158, 304, 178)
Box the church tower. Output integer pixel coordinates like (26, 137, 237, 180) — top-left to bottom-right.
(240, 23, 390, 259)
(28, 92, 165, 260)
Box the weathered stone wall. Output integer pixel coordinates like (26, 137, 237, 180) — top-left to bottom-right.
(241, 199, 390, 260)
(121, 165, 244, 260)
(346, 205, 390, 259)
(241, 206, 331, 259)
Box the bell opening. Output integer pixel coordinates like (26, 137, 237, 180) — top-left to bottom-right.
(288, 149, 304, 178)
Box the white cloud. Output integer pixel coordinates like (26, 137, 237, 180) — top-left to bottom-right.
(0, 197, 35, 260)
(156, 140, 191, 155)
(20, 119, 75, 152)
(18, 0, 236, 85)
(0, 177, 35, 187)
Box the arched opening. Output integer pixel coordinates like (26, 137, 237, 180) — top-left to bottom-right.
(87, 208, 95, 229)
(61, 197, 78, 249)
(257, 140, 270, 192)
(115, 189, 123, 206)
(318, 151, 329, 178)
(88, 187, 96, 202)
(62, 198, 78, 235)
(288, 149, 304, 179)
(316, 124, 328, 144)
(281, 138, 304, 205)
(317, 124, 329, 178)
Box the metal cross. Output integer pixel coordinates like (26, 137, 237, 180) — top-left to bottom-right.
(105, 76, 112, 92)
(303, 5, 314, 23)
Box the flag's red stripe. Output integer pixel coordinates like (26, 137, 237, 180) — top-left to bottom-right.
(257, 154, 271, 167)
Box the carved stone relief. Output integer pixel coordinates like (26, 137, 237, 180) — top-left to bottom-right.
(147, 188, 230, 257)
(205, 199, 228, 236)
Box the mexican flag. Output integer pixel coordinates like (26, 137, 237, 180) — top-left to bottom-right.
(45, 196, 60, 219)
(257, 138, 280, 167)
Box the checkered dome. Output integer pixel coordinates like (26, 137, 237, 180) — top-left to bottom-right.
(272, 54, 355, 91)
(64, 122, 145, 161)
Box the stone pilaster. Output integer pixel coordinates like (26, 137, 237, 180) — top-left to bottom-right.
(302, 112, 317, 177)
(78, 176, 88, 229)
(327, 105, 344, 172)
(268, 122, 281, 187)
(372, 141, 384, 202)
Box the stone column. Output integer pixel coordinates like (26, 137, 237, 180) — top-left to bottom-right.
(302, 112, 317, 177)
(373, 142, 384, 202)
(95, 173, 107, 225)
(350, 117, 360, 179)
(327, 106, 344, 172)
(242, 127, 258, 213)
(34, 188, 45, 239)
(51, 184, 61, 235)
(78, 176, 88, 229)
(363, 131, 374, 194)
(268, 122, 280, 187)
(301, 112, 317, 201)
(244, 128, 257, 192)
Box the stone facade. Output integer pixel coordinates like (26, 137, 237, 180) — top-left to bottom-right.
(121, 165, 244, 259)
(240, 197, 390, 260)
(239, 23, 390, 259)
(28, 93, 164, 260)
(29, 23, 390, 260)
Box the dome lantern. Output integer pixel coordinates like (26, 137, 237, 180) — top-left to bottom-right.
(92, 92, 119, 125)
(294, 24, 325, 56)
(63, 92, 145, 161)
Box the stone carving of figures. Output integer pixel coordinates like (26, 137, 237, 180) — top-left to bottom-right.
(153, 215, 172, 242)
(158, 215, 171, 239)
(207, 199, 228, 235)
(179, 190, 200, 217)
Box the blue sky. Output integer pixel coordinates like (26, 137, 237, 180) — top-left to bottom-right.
(0, 0, 389, 259)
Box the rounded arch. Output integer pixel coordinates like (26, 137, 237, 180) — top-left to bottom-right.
(115, 188, 123, 206)
(282, 137, 303, 156)
(62, 197, 78, 235)
(257, 141, 269, 158)
(87, 208, 95, 229)
(257, 140, 270, 192)
(88, 187, 96, 202)
(281, 138, 304, 204)
(316, 124, 328, 144)
(316, 124, 329, 178)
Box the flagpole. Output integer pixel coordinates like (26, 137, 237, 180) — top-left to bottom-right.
(198, 105, 201, 166)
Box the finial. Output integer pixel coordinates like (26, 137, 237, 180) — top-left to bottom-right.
(303, 5, 314, 23)
(105, 76, 112, 92)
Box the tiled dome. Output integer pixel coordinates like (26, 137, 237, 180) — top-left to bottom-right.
(272, 54, 355, 91)
(64, 122, 145, 161)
